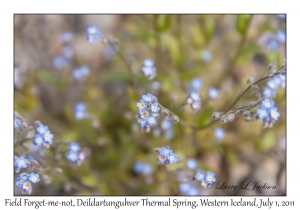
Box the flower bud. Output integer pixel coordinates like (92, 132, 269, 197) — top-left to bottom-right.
(227, 113, 235, 121)
(251, 84, 259, 92)
(172, 115, 179, 123)
(220, 115, 227, 124)
(212, 112, 221, 120)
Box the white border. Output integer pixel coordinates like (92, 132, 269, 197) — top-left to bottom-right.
(1, 0, 299, 209)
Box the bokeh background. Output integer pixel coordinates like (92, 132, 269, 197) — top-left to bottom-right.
(14, 14, 286, 195)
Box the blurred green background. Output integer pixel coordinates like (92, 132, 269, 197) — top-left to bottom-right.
(14, 14, 286, 195)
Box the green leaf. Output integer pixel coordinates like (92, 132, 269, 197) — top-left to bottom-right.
(236, 15, 251, 35)
(198, 106, 214, 127)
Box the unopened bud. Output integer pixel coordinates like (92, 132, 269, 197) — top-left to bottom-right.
(267, 61, 277, 71)
(212, 112, 221, 120)
(251, 84, 259, 92)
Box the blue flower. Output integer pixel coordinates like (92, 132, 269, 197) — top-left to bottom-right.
(72, 66, 90, 80)
(133, 162, 144, 173)
(202, 50, 212, 63)
(214, 128, 225, 141)
(67, 151, 79, 162)
(14, 118, 21, 128)
(267, 37, 280, 51)
(34, 134, 43, 146)
(143, 58, 154, 67)
(186, 158, 198, 170)
(261, 99, 275, 109)
(186, 187, 201, 196)
(150, 103, 160, 112)
(263, 87, 276, 98)
(70, 142, 81, 152)
(28, 173, 40, 184)
(60, 31, 73, 43)
(16, 156, 28, 169)
(160, 146, 172, 156)
(191, 101, 201, 111)
(138, 118, 147, 127)
(189, 78, 202, 92)
(141, 164, 153, 175)
(208, 87, 219, 100)
(257, 107, 269, 119)
(136, 99, 147, 110)
(74, 102, 87, 120)
(139, 110, 150, 119)
(168, 153, 179, 164)
(20, 173, 29, 180)
(161, 120, 172, 130)
(190, 92, 201, 102)
(142, 93, 154, 104)
(142, 66, 156, 78)
(86, 25, 102, 44)
(36, 124, 49, 135)
(277, 30, 286, 43)
(43, 130, 54, 143)
(269, 107, 280, 121)
(22, 181, 32, 194)
(134, 162, 153, 175)
(16, 176, 25, 188)
(147, 116, 157, 126)
(61, 45, 73, 59)
(272, 76, 282, 87)
(205, 172, 216, 183)
(277, 14, 286, 19)
(52, 56, 69, 70)
(179, 183, 192, 194)
(267, 79, 280, 90)
(196, 171, 206, 182)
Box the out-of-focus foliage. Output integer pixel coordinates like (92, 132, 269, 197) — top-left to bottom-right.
(14, 14, 286, 196)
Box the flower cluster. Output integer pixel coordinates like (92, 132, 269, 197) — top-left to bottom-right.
(52, 31, 74, 70)
(14, 156, 28, 173)
(72, 66, 90, 80)
(66, 142, 88, 165)
(141, 59, 156, 80)
(86, 25, 102, 44)
(133, 161, 153, 175)
(15, 173, 40, 195)
(186, 92, 201, 111)
(195, 171, 217, 188)
(136, 93, 160, 132)
(158, 146, 179, 166)
(263, 75, 285, 98)
(256, 99, 280, 128)
(74, 102, 87, 120)
(34, 124, 54, 148)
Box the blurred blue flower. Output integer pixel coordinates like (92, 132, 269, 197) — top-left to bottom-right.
(267, 79, 280, 90)
(263, 87, 276, 98)
(168, 153, 179, 164)
(16, 156, 28, 169)
(186, 158, 198, 170)
(161, 120, 172, 130)
(189, 78, 202, 92)
(147, 116, 157, 126)
(196, 171, 206, 182)
(136, 99, 147, 110)
(191, 101, 201, 111)
(138, 118, 147, 127)
(70, 142, 81, 152)
(277, 30, 286, 43)
(267, 37, 280, 51)
(139, 110, 150, 119)
(133, 162, 153, 175)
(142, 93, 154, 104)
(20, 173, 29, 180)
(160, 146, 172, 156)
(208, 87, 219, 100)
(61, 45, 73, 59)
(72, 66, 90, 80)
(16, 176, 25, 188)
(143, 58, 154, 67)
(214, 128, 225, 141)
(257, 107, 269, 119)
(86, 25, 102, 44)
(43, 130, 54, 144)
(270, 107, 280, 121)
(277, 14, 286, 19)
(52, 56, 69, 70)
(202, 50, 212, 63)
(60, 31, 73, 43)
(142, 66, 156, 78)
(190, 92, 201, 102)
(14, 118, 20, 128)
(262, 98, 275, 109)
(150, 103, 160, 112)
(205, 172, 216, 183)
(36, 124, 49, 135)
(186, 187, 201, 196)
(67, 151, 79, 162)
(34, 134, 43, 146)
(28, 173, 40, 184)
(163, 129, 174, 140)
(74, 102, 87, 120)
